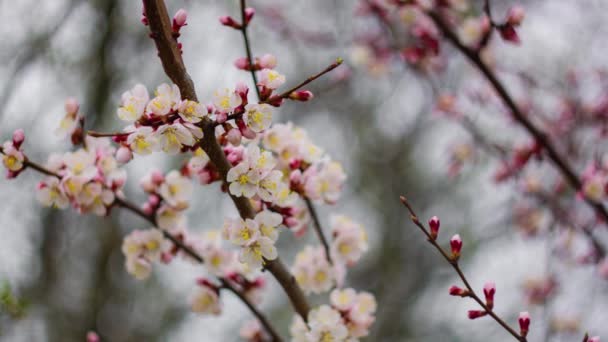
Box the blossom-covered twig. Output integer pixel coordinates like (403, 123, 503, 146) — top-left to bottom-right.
(0, 145, 282, 341)
(399, 196, 529, 342)
(142, 0, 311, 321)
(426, 9, 608, 225)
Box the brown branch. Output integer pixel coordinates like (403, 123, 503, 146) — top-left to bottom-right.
(304, 198, 333, 264)
(87, 130, 131, 138)
(3, 147, 281, 341)
(221, 279, 282, 342)
(427, 10, 608, 225)
(143, 0, 310, 323)
(399, 196, 527, 342)
(263, 58, 343, 103)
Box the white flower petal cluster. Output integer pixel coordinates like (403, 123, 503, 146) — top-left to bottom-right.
(115, 83, 206, 157)
(330, 215, 368, 266)
(222, 210, 283, 268)
(121, 229, 169, 280)
(290, 290, 377, 342)
(292, 245, 337, 294)
(35, 137, 126, 216)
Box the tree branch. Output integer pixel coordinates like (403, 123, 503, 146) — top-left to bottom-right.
(143, 0, 310, 323)
(400, 196, 527, 342)
(304, 198, 333, 264)
(427, 10, 608, 224)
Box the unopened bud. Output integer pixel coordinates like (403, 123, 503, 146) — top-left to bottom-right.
(450, 234, 463, 260)
(518, 311, 531, 337)
(288, 90, 314, 102)
(429, 216, 440, 240)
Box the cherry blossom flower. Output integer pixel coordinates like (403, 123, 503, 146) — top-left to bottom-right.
(156, 123, 196, 154)
(306, 305, 349, 342)
(239, 236, 277, 268)
(36, 177, 69, 209)
(190, 283, 221, 315)
(330, 215, 368, 265)
(292, 245, 335, 294)
(122, 229, 168, 280)
(258, 69, 286, 90)
(127, 126, 158, 155)
(158, 170, 192, 209)
(244, 103, 273, 132)
(254, 210, 282, 242)
(117, 84, 149, 122)
(1, 142, 24, 172)
(213, 87, 242, 113)
(178, 99, 206, 123)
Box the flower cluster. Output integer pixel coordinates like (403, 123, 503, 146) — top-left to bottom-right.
(330, 215, 369, 265)
(1, 129, 25, 178)
(140, 169, 192, 231)
(36, 136, 125, 215)
(114, 83, 204, 156)
(290, 288, 377, 342)
(222, 210, 282, 268)
(121, 229, 168, 280)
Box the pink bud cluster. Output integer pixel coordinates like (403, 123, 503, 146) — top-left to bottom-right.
(1, 129, 26, 178)
(220, 7, 255, 30)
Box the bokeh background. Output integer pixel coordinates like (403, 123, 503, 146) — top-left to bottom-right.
(1, 0, 608, 341)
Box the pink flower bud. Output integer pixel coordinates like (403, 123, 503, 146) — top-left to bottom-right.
(518, 311, 531, 337)
(429, 216, 440, 240)
(450, 234, 463, 260)
(589, 337, 600, 342)
(65, 97, 79, 115)
(216, 112, 228, 124)
(288, 90, 314, 102)
(12, 129, 25, 148)
(285, 217, 298, 227)
(259, 54, 277, 69)
(448, 285, 469, 297)
(86, 331, 100, 342)
(244, 7, 255, 25)
(226, 128, 242, 146)
(234, 57, 250, 70)
(499, 25, 521, 44)
(115, 146, 132, 164)
(241, 126, 256, 140)
(148, 194, 160, 207)
(151, 170, 164, 184)
(142, 202, 154, 215)
(173, 8, 188, 27)
(483, 282, 496, 309)
(468, 310, 487, 320)
(219, 16, 241, 29)
(507, 5, 525, 26)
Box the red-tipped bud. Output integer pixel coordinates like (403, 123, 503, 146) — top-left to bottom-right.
(173, 9, 188, 28)
(288, 90, 314, 102)
(449, 285, 469, 297)
(234, 57, 250, 70)
(506, 5, 525, 26)
(226, 128, 242, 146)
(265, 95, 284, 107)
(115, 146, 133, 164)
(499, 25, 520, 44)
(244, 7, 255, 25)
(518, 311, 531, 337)
(12, 129, 25, 148)
(468, 310, 487, 320)
(450, 234, 463, 260)
(429, 216, 440, 240)
(219, 16, 241, 29)
(483, 282, 496, 309)
(86, 331, 100, 342)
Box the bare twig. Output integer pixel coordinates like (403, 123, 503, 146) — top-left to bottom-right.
(400, 195, 527, 342)
(239, 0, 261, 99)
(427, 10, 608, 224)
(304, 198, 333, 264)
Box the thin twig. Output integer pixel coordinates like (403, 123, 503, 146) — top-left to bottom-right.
(143, 0, 310, 323)
(427, 10, 608, 224)
(87, 130, 131, 138)
(304, 198, 332, 264)
(399, 195, 527, 342)
(263, 58, 343, 103)
(240, 0, 261, 100)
